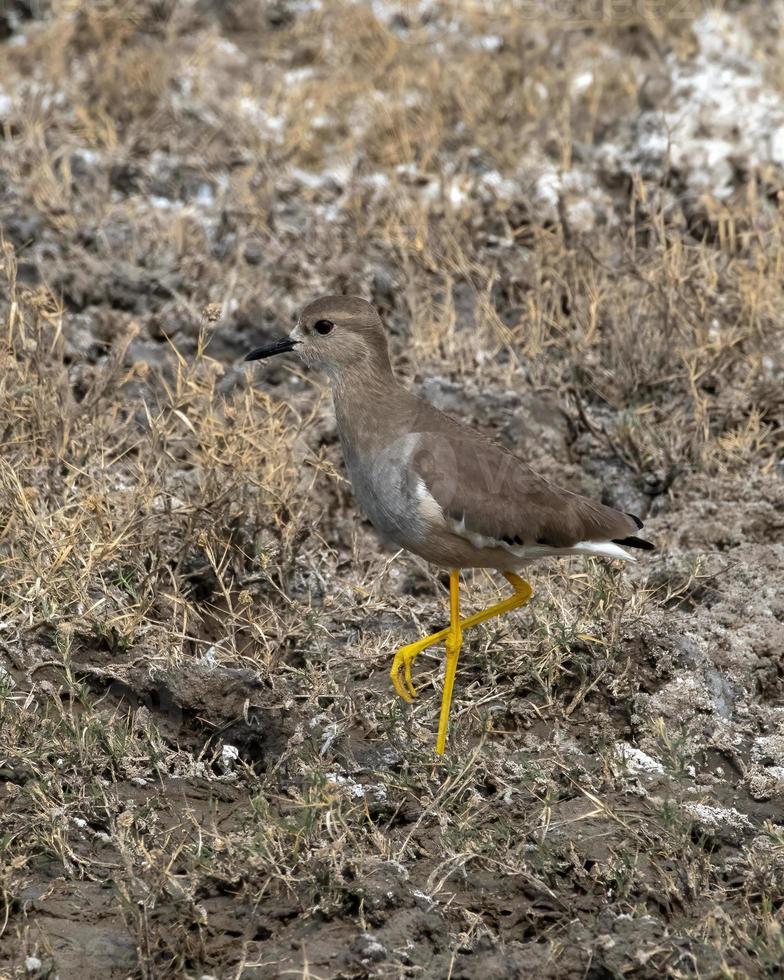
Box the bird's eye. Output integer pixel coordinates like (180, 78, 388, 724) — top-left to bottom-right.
(313, 319, 334, 336)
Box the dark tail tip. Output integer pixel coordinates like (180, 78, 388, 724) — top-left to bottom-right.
(626, 512, 644, 530)
(613, 535, 654, 551)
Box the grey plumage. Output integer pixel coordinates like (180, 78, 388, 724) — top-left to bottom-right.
(294, 297, 652, 570)
(245, 294, 654, 753)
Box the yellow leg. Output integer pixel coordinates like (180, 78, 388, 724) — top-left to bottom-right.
(435, 570, 463, 755)
(390, 571, 533, 703)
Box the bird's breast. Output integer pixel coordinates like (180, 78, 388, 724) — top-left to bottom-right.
(339, 431, 436, 550)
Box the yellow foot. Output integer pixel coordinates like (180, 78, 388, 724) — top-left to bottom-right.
(390, 613, 463, 703)
(390, 641, 422, 702)
(389, 574, 534, 725)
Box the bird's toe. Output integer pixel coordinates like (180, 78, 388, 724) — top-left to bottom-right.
(390, 651, 416, 702)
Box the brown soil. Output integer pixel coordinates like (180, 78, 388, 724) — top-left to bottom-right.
(1, 1, 783, 978)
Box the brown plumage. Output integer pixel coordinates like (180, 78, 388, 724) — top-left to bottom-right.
(245, 295, 653, 753)
(248, 295, 652, 567)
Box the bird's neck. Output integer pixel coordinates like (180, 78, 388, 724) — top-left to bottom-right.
(331, 362, 408, 448)
(330, 355, 395, 400)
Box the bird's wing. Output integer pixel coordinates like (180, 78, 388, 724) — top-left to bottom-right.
(408, 427, 642, 550)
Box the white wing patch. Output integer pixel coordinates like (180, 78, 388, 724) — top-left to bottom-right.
(414, 476, 447, 527)
(441, 510, 637, 564)
(409, 436, 636, 564)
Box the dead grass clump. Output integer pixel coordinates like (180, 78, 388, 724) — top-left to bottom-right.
(1, 0, 784, 976)
(0, 243, 316, 670)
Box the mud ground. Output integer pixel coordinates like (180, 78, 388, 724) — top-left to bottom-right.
(1, 1, 783, 978)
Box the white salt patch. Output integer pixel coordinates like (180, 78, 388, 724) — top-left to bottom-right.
(696, 12, 751, 60)
(0, 92, 13, 117)
(572, 70, 594, 95)
(362, 172, 391, 190)
(447, 179, 468, 207)
(74, 147, 100, 165)
(472, 34, 502, 52)
(526, 158, 610, 229)
(535, 171, 561, 209)
(150, 195, 180, 211)
(326, 772, 367, 799)
(238, 98, 285, 139)
(480, 170, 520, 199)
(290, 164, 352, 189)
(626, 9, 784, 198)
(214, 38, 243, 60)
(615, 744, 665, 775)
(284, 67, 315, 86)
(772, 127, 784, 166)
(682, 802, 753, 833)
(195, 183, 215, 206)
(369, 0, 396, 21)
(751, 733, 784, 766)
(418, 179, 440, 203)
(238, 96, 260, 117)
(565, 198, 596, 234)
(327, 772, 388, 802)
(152, 493, 186, 512)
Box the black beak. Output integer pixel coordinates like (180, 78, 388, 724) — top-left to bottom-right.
(244, 337, 298, 361)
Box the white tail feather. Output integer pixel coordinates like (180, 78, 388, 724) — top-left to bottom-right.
(571, 540, 637, 562)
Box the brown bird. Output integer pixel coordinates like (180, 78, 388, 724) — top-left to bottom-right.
(246, 296, 652, 754)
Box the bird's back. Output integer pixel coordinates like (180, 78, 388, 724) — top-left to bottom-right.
(334, 379, 650, 568)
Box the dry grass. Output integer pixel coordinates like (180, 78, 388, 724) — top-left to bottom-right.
(1, 0, 783, 977)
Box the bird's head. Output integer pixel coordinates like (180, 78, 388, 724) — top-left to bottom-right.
(245, 295, 392, 380)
